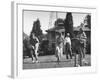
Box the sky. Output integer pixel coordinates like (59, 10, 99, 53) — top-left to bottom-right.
(23, 10, 88, 35)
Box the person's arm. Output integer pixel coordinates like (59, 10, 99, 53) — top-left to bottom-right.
(64, 38, 66, 45)
(77, 32, 80, 39)
(83, 32, 87, 39)
(35, 37, 39, 43)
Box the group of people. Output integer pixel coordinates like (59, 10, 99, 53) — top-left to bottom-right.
(29, 28, 87, 63)
(55, 28, 87, 61)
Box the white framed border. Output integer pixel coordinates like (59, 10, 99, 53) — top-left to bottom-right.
(11, 1, 97, 78)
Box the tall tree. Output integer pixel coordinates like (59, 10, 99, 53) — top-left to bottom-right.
(84, 15, 91, 29)
(31, 19, 43, 38)
(64, 12, 74, 38)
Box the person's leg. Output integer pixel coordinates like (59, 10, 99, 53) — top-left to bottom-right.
(60, 47, 63, 57)
(82, 47, 85, 58)
(55, 46, 60, 62)
(61, 43, 64, 56)
(83, 42, 86, 58)
(30, 49, 35, 62)
(78, 48, 82, 66)
(82, 42, 88, 65)
(69, 44, 72, 59)
(55, 46, 58, 57)
(80, 43, 84, 59)
(34, 43, 39, 62)
(81, 40, 86, 58)
(65, 43, 69, 59)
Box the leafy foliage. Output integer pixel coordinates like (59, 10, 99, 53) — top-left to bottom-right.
(64, 12, 74, 38)
(31, 19, 43, 38)
(84, 15, 91, 29)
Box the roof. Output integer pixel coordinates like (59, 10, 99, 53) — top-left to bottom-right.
(73, 26, 91, 31)
(46, 25, 90, 33)
(46, 25, 65, 33)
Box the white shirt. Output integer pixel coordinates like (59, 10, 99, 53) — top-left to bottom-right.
(64, 37, 71, 45)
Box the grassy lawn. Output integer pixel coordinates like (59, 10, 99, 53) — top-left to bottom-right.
(23, 54, 91, 69)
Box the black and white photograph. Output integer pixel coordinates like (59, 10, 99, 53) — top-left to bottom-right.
(23, 10, 91, 69)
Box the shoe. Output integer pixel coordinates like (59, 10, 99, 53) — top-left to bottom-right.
(76, 64, 80, 67)
(84, 61, 88, 65)
(32, 60, 35, 63)
(82, 59, 86, 62)
(35, 60, 39, 63)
